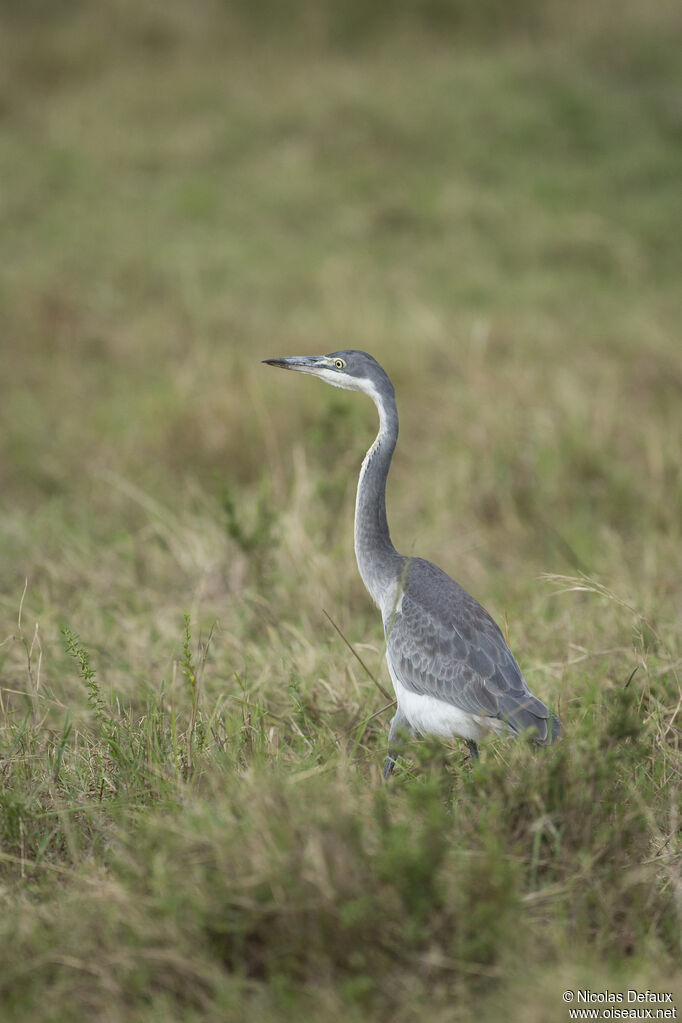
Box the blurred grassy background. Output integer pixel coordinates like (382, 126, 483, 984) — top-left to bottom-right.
(0, 1, 681, 1020)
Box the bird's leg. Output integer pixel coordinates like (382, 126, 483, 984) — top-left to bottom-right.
(383, 752, 398, 779)
(467, 739, 479, 761)
(383, 707, 410, 780)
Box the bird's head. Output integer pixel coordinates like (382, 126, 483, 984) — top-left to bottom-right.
(262, 350, 394, 403)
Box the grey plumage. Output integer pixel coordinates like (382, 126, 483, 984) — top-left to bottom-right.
(263, 349, 560, 776)
(386, 557, 559, 740)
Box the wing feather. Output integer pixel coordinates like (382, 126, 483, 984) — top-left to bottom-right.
(386, 558, 558, 743)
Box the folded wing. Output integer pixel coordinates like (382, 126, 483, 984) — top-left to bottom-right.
(386, 558, 559, 743)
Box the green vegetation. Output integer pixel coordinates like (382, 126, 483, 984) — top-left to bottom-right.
(1, 1, 680, 1019)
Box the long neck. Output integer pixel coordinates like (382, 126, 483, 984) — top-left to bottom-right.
(354, 388, 402, 607)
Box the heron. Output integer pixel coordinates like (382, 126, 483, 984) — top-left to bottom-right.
(263, 350, 560, 777)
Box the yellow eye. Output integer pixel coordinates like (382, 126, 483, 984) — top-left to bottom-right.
(333, 358, 345, 370)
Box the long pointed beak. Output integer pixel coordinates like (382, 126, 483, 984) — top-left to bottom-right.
(262, 355, 327, 374)
(263, 353, 327, 374)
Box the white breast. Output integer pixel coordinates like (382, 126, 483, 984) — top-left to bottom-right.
(377, 576, 405, 624)
(385, 654, 509, 742)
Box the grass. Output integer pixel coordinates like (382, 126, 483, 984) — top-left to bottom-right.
(0, 1, 681, 1019)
